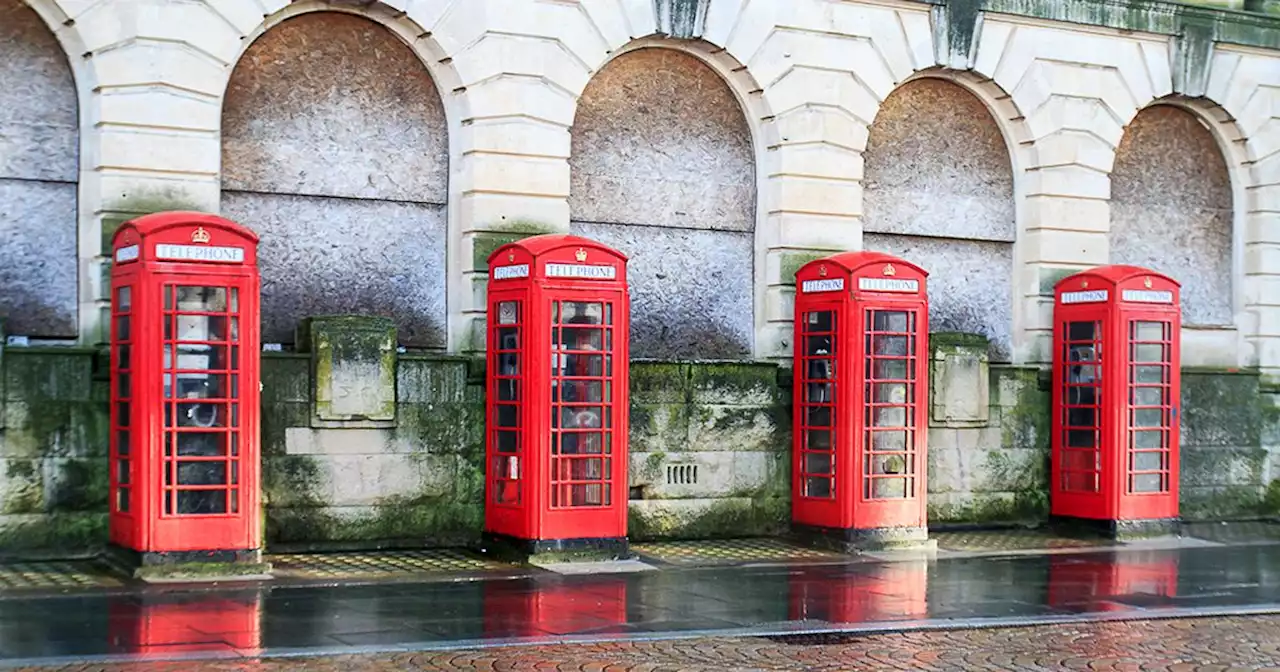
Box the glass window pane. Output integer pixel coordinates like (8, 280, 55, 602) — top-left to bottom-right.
(561, 302, 603, 325)
(871, 359, 908, 380)
(115, 316, 130, 340)
(176, 315, 227, 342)
(805, 452, 833, 474)
(117, 430, 130, 457)
(1134, 408, 1165, 428)
(176, 287, 227, 312)
(1132, 387, 1164, 406)
(805, 335, 833, 356)
(176, 432, 225, 457)
(806, 311, 833, 332)
(497, 430, 519, 453)
(117, 488, 130, 513)
(1061, 450, 1098, 471)
(498, 379, 519, 402)
(164, 286, 173, 310)
(868, 430, 907, 451)
(872, 383, 907, 404)
(174, 344, 230, 371)
(805, 477, 832, 498)
(230, 288, 239, 313)
(1066, 406, 1096, 428)
(806, 406, 832, 428)
(1133, 430, 1164, 449)
(116, 374, 130, 399)
(497, 301, 519, 325)
(805, 430, 831, 452)
(1134, 321, 1165, 341)
(497, 327, 519, 349)
(177, 490, 226, 514)
(230, 318, 240, 342)
(807, 359, 834, 381)
(1067, 321, 1098, 341)
(116, 402, 130, 427)
(871, 335, 908, 357)
(1065, 429, 1096, 448)
(177, 461, 227, 486)
(805, 382, 832, 404)
(1135, 366, 1166, 384)
(872, 312, 908, 332)
(116, 459, 130, 485)
(116, 286, 131, 310)
(175, 402, 226, 428)
(1131, 473, 1164, 493)
(117, 345, 131, 370)
(869, 478, 908, 499)
(870, 406, 907, 428)
(496, 404, 518, 428)
(1131, 451, 1165, 472)
(230, 433, 239, 457)
(1133, 344, 1166, 363)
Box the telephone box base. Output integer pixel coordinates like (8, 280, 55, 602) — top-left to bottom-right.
(104, 545, 272, 583)
(481, 533, 630, 563)
(1049, 515, 1181, 542)
(792, 523, 935, 555)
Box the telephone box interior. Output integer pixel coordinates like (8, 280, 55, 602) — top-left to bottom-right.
(483, 234, 631, 556)
(790, 251, 931, 551)
(108, 212, 263, 566)
(1051, 265, 1181, 536)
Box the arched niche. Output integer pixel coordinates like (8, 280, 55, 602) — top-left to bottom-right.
(0, 0, 79, 338)
(1110, 105, 1233, 327)
(221, 12, 450, 348)
(862, 78, 1016, 361)
(569, 47, 756, 360)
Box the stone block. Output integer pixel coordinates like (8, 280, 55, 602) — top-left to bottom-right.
(930, 333, 990, 427)
(303, 317, 397, 428)
(630, 363, 690, 404)
(261, 355, 311, 404)
(0, 459, 43, 514)
(397, 358, 468, 404)
(686, 405, 778, 452)
(637, 451, 736, 499)
(629, 403, 691, 455)
(689, 363, 777, 406)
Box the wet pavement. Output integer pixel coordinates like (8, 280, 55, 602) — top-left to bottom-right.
(2, 543, 1280, 668)
(15, 614, 1279, 671)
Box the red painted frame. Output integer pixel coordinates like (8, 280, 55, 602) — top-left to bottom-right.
(484, 235, 630, 542)
(792, 252, 930, 532)
(109, 212, 261, 553)
(1051, 265, 1181, 523)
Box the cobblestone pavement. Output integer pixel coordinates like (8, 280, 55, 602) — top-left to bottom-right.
(13, 615, 1280, 671)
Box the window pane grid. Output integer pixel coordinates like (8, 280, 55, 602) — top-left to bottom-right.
(863, 310, 917, 501)
(492, 300, 523, 506)
(111, 285, 133, 514)
(798, 310, 837, 500)
(161, 285, 240, 517)
(549, 301, 614, 509)
(1126, 320, 1173, 494)
(1060, 321, 1103, 493)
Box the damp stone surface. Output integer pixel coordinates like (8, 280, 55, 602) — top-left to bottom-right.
(221, 12, 449, 347)
(0, 0, 78, 338)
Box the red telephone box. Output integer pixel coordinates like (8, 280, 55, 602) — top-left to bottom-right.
(484, 234, 630, 556)
(791, 252, 930, 550)
(108, 212, 262, 564)
(1051, 265, 1181, 536)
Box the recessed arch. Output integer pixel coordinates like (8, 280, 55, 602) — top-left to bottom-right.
(569, 44, 760, 359)
(861, 75, 1019, 361)
(0, 0, 80, 338)
(220, 10, 451, 347)
(1110, 103, 1234, 328)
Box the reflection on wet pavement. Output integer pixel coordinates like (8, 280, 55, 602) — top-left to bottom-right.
(1, 545, 1279, 666)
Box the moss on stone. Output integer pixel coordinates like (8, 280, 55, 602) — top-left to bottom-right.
(628, 490, 788, 542)
(102, 192, 211, 255)
(0, 512, 107, 554)
(3, 460, 42, 514)
(779, 251, 831, 284)
(471, 223, 558, 272)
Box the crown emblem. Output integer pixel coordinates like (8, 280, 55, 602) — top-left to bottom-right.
(1143, 277, 1153, 288)
(882, 264, 896, 276)
(191, 227, 211, 244)
(507, 252, 515, 262)
(575, 248, 588, 262)
(818, 265, 827, 277)
(1081, 280, 1089, 288)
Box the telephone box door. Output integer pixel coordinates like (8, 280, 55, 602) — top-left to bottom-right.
(856, 304, 928, 528)
(1119, 316, 1179, 520)
(794, 303, 844, 528)
(543, 295, 626, 540)
(486, 291, 531, 538)
(152, 275, 260, 550)
(1053, 311, 1109, 517)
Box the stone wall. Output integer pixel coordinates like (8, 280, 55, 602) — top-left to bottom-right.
(627, 362, 789, 541)
(221, 13, 450, 349)
(0, 0, 78, 339)
(569, 48, 756, 360)
(3, 336, 1280, 557)
(0, 347, 108, 558)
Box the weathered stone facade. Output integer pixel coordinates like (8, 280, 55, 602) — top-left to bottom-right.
(2, 0, 1280, 554)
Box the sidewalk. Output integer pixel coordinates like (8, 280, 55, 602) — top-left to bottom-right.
(1, 523, 1279, 668)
